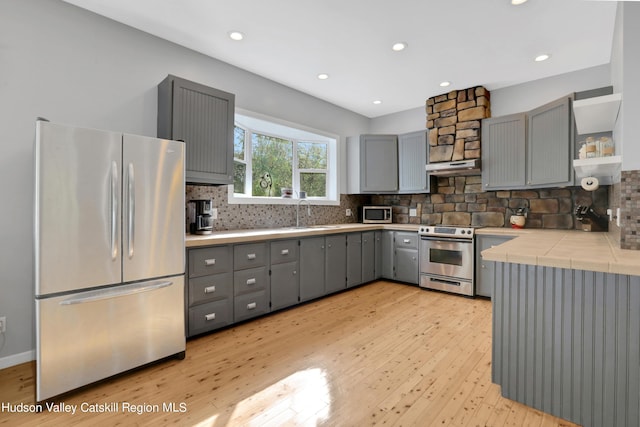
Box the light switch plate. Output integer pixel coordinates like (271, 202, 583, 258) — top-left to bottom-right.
(409, 208, 417, 217)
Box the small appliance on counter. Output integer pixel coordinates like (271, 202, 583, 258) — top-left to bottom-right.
(360, 205, 392, 224)
(509, 207, 528, 229)
(575, 205, 608, 232)
(188, 199, 214, 234)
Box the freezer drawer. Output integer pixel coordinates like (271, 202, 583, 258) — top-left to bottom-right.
(36, 276, 185, 402)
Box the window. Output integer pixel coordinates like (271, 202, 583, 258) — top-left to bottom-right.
(230, 112, 338, 205)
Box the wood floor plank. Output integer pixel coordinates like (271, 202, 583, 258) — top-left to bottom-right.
(0, 281, 580, 426)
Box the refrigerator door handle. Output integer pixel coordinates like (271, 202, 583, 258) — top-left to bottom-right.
(110, 161, 119, 261)
(59, 280, 173, 305)
(127, 163, 135, 258)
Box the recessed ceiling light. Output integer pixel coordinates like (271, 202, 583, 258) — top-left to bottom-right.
(535, 54, 550, 62)
(511, 0, 528, 5)
(228, 31, 244, 41)
(373, 100, 382, 105)
(439, 81, 451, 87)
(392, 42, 408, 52)
(317, 73, 329, 80)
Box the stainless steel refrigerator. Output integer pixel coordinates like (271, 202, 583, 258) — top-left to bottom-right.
(34, 120, 186, 402)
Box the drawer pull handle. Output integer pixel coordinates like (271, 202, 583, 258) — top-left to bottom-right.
(204, 258, 216, 266)
(281, 249, 289, 255)
(246, 278, 256, 285)
(204, 285, 216, 294)
(403, 239, 411, 244)
(247, 302, 257, 310)
(247, 253, 256, 260)
(205, 313, 216, 321)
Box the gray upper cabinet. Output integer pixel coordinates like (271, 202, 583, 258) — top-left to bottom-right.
(361, 135, 398, 192)
(527, 96, 573, 187)
(482, 96, 573, 190)
(482, 113, 526, 190)
(158, 75, 235, 185)
(398, 130, 429, 193)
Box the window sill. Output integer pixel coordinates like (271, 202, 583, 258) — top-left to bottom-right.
(227, 189, 340, 206)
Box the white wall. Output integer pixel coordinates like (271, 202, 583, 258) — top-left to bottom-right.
(0, 0, 370, 365)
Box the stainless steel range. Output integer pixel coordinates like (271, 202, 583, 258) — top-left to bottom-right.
(418, 225, 476, 296)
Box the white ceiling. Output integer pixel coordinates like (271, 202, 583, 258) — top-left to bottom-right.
(62, 0, 618, 118)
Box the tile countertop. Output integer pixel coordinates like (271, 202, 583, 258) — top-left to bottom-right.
(478, 227, 640, 276)
(185, 223, 420, 248)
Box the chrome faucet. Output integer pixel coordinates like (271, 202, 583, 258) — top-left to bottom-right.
(296, 199, 311, 228)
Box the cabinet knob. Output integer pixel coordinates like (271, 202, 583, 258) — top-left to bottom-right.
(403, 239, 411, 244)
(246, 278, 257, 285)
(204, 285, 216, 294)
(482, 264, 486, 269)
(293, 270, 297, 275)
(247, 302, 257, 310)
(328, 244, 332, 248)
(205, 313, 216, 321)
(281, 249, 289, 255)
(247, 253, 256, 260)
(204, 258, 216, 266)
(321, 245, 325, 249)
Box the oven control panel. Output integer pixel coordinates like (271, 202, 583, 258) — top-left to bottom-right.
(418, 226, 475, 238)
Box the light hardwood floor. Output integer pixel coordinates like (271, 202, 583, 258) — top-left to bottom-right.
(0, 281, 579, 426)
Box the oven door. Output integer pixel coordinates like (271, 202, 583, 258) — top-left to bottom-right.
(420, 237, 474, 281)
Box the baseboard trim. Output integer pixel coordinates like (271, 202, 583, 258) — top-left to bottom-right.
(0, 350, 35, 370)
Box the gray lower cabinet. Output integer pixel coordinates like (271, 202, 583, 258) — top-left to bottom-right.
(475, 234, 515, 297)
(362, 231, 376, 283)
(393, 232, 419, 284)
(157, 75, 235, 185)
(270, 239, 299, 310)
(325, 234, 347, 294)
(186, 245, 233, 336)
(374, 230, 383, 279)
(299, 237, 325, 302)
(482, 95, 573, 190)
(381, 231, 394, 279)
(233, 243, 269, 322)
(347, 233, 362, 287)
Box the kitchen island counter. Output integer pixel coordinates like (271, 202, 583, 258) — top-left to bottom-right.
(479, 227, 640, 276)
(186, 223, 420, 247)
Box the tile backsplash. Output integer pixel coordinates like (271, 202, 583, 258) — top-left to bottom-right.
(186, 185, 367, 232)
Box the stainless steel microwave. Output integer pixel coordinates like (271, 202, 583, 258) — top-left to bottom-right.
(362, 206, 392, 224)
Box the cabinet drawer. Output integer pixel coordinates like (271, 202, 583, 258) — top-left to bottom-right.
(234, 290, 269, 322)
(234, 243, 267, 270)
(188, 299, 233, 336)
(234, 266, 268, 296)
(188, 273, 232, 306)
(270, 240, 298, 265)
(189, 246, 232, 278)
(395, 232, 419, 249)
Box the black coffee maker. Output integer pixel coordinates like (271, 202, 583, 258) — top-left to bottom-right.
(188, 199, 214, 234)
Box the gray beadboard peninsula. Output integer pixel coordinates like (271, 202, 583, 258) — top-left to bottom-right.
(481, 229, 640, 427)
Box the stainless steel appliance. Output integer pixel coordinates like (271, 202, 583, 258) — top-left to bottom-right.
(34, 120, 186, 402)
(361, 206, 392, 224)
(418, 225, 476, 296)
(188, 199, 214, 234)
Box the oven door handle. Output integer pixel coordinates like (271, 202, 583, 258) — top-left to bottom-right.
(420, 236, 473, 244)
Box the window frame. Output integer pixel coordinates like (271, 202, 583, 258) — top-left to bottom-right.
(229, 110, 339, 206)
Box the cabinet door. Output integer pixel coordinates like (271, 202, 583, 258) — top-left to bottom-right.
(346, 233, 362, 287)
(475, 235, 514, 297)
(482, 113, 526, 190)
(325, 234, 347, 294)
(362, 231, 376, 283)
(360, 135, 398, 192)
(300, 237, 326, 301)
(398, 130, 429, 193)
(374, 231, 383, 279)
(381, 231, 394, 279)
(270, 262, 299, 311)
(394, 248, 419, 284)
(527, 96, 573, 187)
(158, 75, 235, 185)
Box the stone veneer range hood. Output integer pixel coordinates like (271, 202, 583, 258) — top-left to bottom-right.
(426, 86, 490, 176)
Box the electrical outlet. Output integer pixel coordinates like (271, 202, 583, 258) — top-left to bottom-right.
(346, 209, 352, 217)
(211, 208, 218, 220)
(409, 208, 417, 217)
(0, 316, 5, 333)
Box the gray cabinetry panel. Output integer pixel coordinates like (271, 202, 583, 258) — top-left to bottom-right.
(398, 130, 429, 193)
(381, 231, 394, 279)
(394, 247, 418, 284)
(360, 135, 398, 192)
(374, 231, 383, 279)
(346, 233, 362, 287)
(233, 267, 268, 296)
(482, 113, 526, 190)
(492, 263, 640, 427)
(234, 290, 269, 322)
(157, 75, 234, 185)
(271, 240, 298, 264)
(475, 235, 514, 297)
(189, 245, 232, 278)
(188, 273, 232, 306)
(325, 234, 347, 294)
(188, 299, 233, 335)
(270, 261, 299, 311)
(527, 96, 573, 187)
(361, 231, 376, 283)
(234, 242, 267, 270)
(300, 237, 325, 302)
